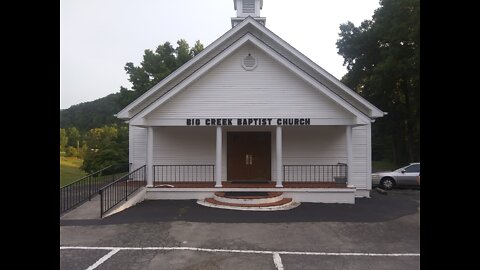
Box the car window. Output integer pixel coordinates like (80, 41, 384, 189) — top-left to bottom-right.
(404, 164, 420, 173)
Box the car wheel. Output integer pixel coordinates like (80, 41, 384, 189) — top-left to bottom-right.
(380, 177, 395, 190)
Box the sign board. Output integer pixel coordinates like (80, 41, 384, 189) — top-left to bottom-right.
(186, 118, 311, 126)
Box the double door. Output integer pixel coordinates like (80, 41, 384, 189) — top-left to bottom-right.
(227, 132, 271, 182)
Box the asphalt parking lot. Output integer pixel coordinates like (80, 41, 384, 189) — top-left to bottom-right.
(60, 188, 420, 270)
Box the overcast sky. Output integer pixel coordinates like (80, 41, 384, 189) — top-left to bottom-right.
(60, 0, 380, 109)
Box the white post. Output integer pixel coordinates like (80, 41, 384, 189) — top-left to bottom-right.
(276, 126, 283, 187)
(215, 126, 223, 187)
(346, 125, 353, 187)
(366, 123, 372, 190)
(146, 127, 153, 187)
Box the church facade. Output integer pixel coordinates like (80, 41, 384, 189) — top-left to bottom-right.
(116, 0, 384, 205)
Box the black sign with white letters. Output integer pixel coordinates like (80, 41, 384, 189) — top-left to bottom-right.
(186, 118, 310, 126)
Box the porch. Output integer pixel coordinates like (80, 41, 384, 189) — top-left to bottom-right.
(128, 124, 361, 203)
(152, 182, 347, 188)
(145, 163, 355, 204)
(132, 125, 357, 187)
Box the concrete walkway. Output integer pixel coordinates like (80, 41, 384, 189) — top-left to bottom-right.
(60, 195, 101, 220)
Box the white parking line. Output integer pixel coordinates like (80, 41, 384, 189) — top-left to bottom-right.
(61, 246, 419, 270)
(85, 248, 119, 270)
(61, 246, 420, 257)
(273, 252, 284, 270)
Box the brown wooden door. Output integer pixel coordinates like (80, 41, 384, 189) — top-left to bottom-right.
(227, 132, 271, 182)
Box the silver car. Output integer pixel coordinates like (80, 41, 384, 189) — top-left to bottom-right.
(372, 163, 420, 190)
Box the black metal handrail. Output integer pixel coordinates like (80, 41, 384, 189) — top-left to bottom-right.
(153, 165, 215, 185)
(99, 165, 146, 218)
(60, 163, 129, 215)
(283, 164, 348, 183)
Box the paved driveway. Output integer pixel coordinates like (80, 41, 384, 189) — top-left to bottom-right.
(60, 188, 420, 270)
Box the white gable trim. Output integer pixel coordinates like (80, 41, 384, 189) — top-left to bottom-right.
(130, 33, 371, 126)
(246, 37, 371, 124)
(129, 34, 255, 125)
(118, 17, 383, 120)
(116, 18, 255, 119)
(244, 19, 384, 118)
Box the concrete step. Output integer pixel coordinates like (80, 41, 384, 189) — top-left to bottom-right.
(197, 196, 300, 211)
(213, 192, 284, 204)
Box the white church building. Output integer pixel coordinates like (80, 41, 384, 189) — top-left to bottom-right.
(116, 0, 384, 208)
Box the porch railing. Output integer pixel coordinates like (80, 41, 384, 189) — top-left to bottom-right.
(153, 165, 215, 185)
(99, 165, 146, 218)
(283, 163, 347, 183)
(60, 163, 129, 215)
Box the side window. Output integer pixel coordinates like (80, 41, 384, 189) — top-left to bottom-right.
(405, 164, 420, 173)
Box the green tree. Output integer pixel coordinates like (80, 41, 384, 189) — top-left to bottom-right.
(60, 128, 68, 152)
(61, 39, 205, 171)
(190, 40, 204, 56)
(66, 127, 81, 148)
(81, 125, 128, 173)
(61, 39, 205, 132)
(124, 39, 204, 96)
(65, 146, 78, 157)
(176, 39, 193, 66)
(336, 0, 419, 164)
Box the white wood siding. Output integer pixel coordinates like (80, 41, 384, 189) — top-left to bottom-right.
(350, 125, 369, 189)
(125, 23, 251, 118)
(152, 127, 216, 182)
(146, 43, 354, 120)
(283, 126, 346, 164)
(130, 126, 147, 171)
(280, 125, 368, 187)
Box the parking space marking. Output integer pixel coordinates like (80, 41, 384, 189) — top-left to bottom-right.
(273, 253, 284, 270)
(61, 246, 420, 257)
(85, 248, 120, 270)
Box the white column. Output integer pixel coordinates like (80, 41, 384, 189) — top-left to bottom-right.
(366, 123, 372, 190)
(146, 126, 153, 187)
(346, 125, 353, 187)
(276, 126, 283, 187)
(215, 126, 223, 187)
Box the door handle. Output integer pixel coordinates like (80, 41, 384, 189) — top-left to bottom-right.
(245, 154, 253, 165)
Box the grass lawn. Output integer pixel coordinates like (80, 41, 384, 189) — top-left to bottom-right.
(60, 156, 87, 187)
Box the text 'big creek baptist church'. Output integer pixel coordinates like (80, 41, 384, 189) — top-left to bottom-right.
(115, 0, 385, 209)
(187, 118, 311, 126)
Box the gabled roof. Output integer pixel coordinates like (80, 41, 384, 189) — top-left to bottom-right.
(117, 17, 384, 121)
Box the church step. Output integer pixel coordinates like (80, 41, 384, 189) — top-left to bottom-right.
(213, 192, 283, 204)
(206, 197, 292, 207)
(198, 197, 300, 211)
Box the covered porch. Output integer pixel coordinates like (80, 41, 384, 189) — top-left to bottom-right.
(137, 124, 355, 187)
(129, 123, 362, 203)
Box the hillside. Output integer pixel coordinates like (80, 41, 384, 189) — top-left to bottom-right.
(60, 89, 136, 131)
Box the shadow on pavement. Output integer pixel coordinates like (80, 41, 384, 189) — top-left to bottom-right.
(60, 189, 419, 226)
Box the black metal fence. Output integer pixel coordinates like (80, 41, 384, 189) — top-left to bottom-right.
(153, 165, 215, 185)
(99, 165, 146, 218)
(60, 163, 129, 215)
(283, 164, 348, 183)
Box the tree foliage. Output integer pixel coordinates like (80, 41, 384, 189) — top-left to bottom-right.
(60, 39, 205, 173)
(336, 0, 419, 164)
(60, 39, 204, 132)
(124, 39, 203, 96)
(60, 93, 125, 132)
(60, 128, 67, 152)
(66, 127, 81, 148)
(81, 125, 129, 173)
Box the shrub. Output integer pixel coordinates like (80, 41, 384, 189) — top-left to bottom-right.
(65, 146, 78, 157)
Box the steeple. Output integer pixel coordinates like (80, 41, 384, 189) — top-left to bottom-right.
(231, 0, 266, 27)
